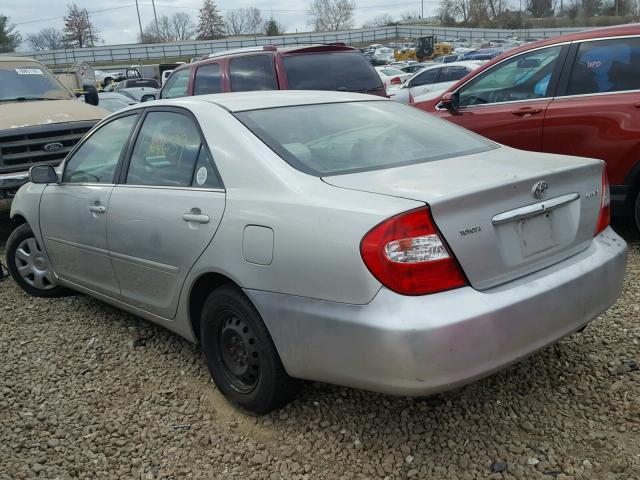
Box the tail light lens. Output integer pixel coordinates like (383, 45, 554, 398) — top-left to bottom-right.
(360, 207, 467, 295)
(390, 76, 402, 85)
(594, 167, 610, 236)
(408, 90, 415, 104)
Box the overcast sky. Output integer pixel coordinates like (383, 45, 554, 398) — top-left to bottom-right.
(5, 0, 440, 49)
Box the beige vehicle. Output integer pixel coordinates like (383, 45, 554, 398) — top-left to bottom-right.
(0, 57, 106, 201)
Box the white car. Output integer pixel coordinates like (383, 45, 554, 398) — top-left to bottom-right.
(372, 47, 395, 63)
(161, 69, 174, 86)
(375, 67, 411, 88)
(387, 61, 484, 105)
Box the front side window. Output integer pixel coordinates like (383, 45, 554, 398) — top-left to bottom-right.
(567, 38, 640, 95)
(194, 63, 223, 95)
(229, 55, 277, 92)
(126, 111, 203, 187)
(411, 68, 439, 87)
(236, 101, 496, 176)
(62, 114, 138, 184)
(459, 46, 562, 106)
(160, 69, 190, 99)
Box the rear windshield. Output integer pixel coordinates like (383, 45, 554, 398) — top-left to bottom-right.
(236, 101, 496, 176)
(282, 52, 383, 92)
(124, 79, 159, 88)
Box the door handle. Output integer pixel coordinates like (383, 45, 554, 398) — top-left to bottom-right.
(183, 213, 210, 224)
(88, 205, 106, 214)
(511, 107, 542, 116)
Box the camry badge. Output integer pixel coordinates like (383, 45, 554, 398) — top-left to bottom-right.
(532, 181, 548, 200)
(43, 142, 64, 152)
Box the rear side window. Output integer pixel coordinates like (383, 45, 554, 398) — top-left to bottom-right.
(194, 63, 222, 95)
(161, 69, 190, 99)
(282, 52, 383, 92)
(439, 66, 469, 83)
(567, 38, 640, 95)
(229, 55, 277, 92)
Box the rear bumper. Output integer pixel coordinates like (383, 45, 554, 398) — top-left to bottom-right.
(246, 227, 627, 396)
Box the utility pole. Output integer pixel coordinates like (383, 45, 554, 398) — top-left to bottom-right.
(135, 0, 144, 43)
(85, 9, 93, 47)
(151, 0, 160, 41)
(421, 0, 424, 19)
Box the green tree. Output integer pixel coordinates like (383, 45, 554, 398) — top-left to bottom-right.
(0, 14, 21, 53)
(63, 3, 99, 48)
(264, 18, 283, 36)
(197, 0, 226, 40)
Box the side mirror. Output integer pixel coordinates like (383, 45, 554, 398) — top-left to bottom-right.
(439, 91, 460, 110)
(84, 84, 99, 106)
(140, 93, 156, 103)
(29, 165, 58, 184)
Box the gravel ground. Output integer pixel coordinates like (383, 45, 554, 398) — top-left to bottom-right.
(0, 211, 639, 480)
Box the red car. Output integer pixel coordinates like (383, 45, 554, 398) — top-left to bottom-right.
(159, 44, 386, 99)
(414, 24, 640, 226)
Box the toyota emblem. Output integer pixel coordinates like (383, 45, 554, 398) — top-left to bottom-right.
(532, 181, 548, 200)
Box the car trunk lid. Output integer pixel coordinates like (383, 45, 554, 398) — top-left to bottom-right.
(323, 146, 604, 290)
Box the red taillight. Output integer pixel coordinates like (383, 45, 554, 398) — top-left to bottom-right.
(360, 207, 467, 295)
(408, 90, 414, 104)
(594, 167, 610, 236)
(390, 76, 402, 85)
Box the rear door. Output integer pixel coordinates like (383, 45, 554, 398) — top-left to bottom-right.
(39, 113, 139, 297)
(107, 108, 225, 318)
(543, 36, 640, 188)
(434, 45, 567, 151)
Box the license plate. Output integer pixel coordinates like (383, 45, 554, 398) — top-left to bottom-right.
(518, 211, 558, 257)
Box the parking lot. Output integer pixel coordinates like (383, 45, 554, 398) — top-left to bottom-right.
(1, 207, 638, 479)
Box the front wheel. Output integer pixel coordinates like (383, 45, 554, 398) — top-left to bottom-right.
(6, 223, 71, 297)
(200, 285, 300, 414)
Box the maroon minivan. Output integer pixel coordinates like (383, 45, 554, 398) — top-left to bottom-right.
(160, 44, 386, 99)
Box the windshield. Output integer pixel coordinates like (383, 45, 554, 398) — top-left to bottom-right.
(121, 78, 159, 89)
(236, 101, 496, 176)
(282, 52, 383, 92)
(0, 61, 72, 101)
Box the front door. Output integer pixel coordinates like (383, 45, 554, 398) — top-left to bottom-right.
(107, 109, 225, 318)
(39, 113, 139, 297)
(435, 45, 566, 152)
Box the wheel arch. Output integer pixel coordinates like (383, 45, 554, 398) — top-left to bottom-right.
(187, 271, 240, 343)
(623, 160, 640, 219)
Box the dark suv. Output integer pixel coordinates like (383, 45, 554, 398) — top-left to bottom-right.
(159, 44, 386, 99)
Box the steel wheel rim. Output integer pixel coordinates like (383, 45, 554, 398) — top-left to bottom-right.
(14, 237, 56, 291)
(219, 314, 260, 394)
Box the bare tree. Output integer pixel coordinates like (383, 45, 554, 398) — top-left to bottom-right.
(0, 14, 21, 52)
(27, 28, 65, 51)
(308, 0, 356, 31)
(225, 9, 247, 36)
(362, 14, 396, 27)
(197, 0, 226, 40)
(527, 0, 554, 16)
(173, 12, 195, 40)
(225, 7, 263, 35)
(63, 3, 98, 48)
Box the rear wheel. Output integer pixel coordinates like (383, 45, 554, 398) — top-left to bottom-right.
(200, 285, 300, 414)
(634, 190, 640, 232)
(6, 223, 70, 297)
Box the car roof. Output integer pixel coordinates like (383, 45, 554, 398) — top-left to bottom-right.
(420, 60, 483, 70)
(128, 90, 386, 114)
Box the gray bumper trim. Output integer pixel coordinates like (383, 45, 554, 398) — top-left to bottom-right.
(245, 227, 627, 396)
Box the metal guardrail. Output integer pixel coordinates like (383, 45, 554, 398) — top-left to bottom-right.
(2, 24, 587, 67)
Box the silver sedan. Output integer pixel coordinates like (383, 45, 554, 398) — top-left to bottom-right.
(6, 91, 627, 413)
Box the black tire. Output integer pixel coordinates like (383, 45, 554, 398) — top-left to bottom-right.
(634, 191, 640, 232)
(6, 223, 71, 298)
(200, 285, 300, 414)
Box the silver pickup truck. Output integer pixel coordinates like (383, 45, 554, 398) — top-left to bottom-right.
(0, 57, 106, 201)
